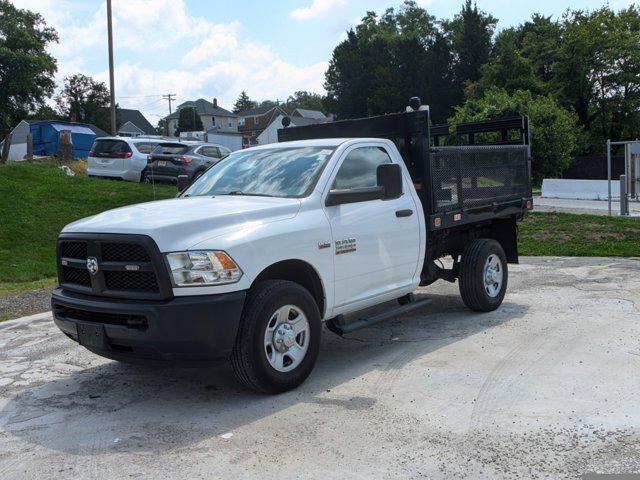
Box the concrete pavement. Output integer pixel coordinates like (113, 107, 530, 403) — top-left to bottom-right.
(1, 257, 640, 479)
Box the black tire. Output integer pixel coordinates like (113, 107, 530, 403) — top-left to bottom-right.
(139, 169, 148, 183)
(231, 280, 321, 394)
(458, 239, 508, 312)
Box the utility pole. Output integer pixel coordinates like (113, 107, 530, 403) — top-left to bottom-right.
(162, 94, 176, 136)
(106, 0, 117, 136)
(162, 93, 176, 115)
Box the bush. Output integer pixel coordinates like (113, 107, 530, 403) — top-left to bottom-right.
(449, 88, 580, 182)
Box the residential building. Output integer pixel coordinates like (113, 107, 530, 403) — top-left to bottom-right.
(237, 105, 287, 147)
(290, 108, 329, 121)
(257, 114, 330, 145)
(116, 108, 157, 137)
(166, 98, 238, 136)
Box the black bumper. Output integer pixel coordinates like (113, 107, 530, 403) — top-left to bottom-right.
(51, 287, 246, 365)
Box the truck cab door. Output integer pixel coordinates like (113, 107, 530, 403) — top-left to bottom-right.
(323, 144, 421, 311)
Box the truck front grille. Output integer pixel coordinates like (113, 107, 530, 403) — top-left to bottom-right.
(104, 270, 159, 292)
(62, 266, 91, 287)
(57, 234, 172, 300)
(61, 241, 87, 259)
(101, 242, 150, 262)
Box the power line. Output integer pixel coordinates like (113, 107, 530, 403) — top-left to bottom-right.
(116, 94, 166, 99)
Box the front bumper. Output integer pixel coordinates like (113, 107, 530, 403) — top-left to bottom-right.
(52, 287, 246, 365)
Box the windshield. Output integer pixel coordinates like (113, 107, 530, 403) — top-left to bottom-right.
(183, 146, 335, 198)
(152, 143, 189, 155)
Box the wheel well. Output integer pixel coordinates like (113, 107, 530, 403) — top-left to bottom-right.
(253, 260, 325, 316)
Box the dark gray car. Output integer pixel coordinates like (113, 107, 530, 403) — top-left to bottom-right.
(144, 142, 232, 184)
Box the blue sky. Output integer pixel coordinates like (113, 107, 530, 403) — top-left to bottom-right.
(13, 0, 636, 124)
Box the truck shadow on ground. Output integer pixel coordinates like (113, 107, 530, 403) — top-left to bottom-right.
(2, 293, 529, 455)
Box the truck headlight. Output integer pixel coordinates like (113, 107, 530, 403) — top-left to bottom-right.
(166, 250, 242, 287)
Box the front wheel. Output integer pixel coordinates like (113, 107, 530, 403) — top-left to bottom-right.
(231, 280, 321, 393)
(458, 239, 508, 312)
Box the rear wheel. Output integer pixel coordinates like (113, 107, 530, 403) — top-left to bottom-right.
(231, 280, 321, 394)
(458, 239, 507, 312)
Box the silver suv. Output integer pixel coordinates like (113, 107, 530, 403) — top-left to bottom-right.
(87, 137, 165, 182)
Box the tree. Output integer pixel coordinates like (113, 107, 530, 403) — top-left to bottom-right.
(476, 29, 542, 96)
(285, 91, 326, 113)
(324, 1, 456, 121)
(156, 118, 168, 136)
(552, 6, 640, 149)
(450, 88, 580, 181)
(443, 0, 497, 103)
(0, 1, 58, 134)
(176, 106, 203, 135)
(233, 91, 255, 113)
(55, 74, 111, 130)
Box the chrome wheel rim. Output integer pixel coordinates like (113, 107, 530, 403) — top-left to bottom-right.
(264, 305, 309, 372)
(483, 254, 503, 298)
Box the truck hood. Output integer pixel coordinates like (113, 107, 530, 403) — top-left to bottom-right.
(63, 196, 301, 251)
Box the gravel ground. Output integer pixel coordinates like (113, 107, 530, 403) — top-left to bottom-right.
(1, 257, 640, 479)
(0, 285, 54, 321)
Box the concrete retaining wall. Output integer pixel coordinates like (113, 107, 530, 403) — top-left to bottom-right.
(541, 179, 620, 200)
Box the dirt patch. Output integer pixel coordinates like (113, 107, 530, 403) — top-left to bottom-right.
(527, 230, 571, 241)
(584, 231, 626, 240)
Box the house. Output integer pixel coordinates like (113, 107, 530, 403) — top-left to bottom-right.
(257, 114, 329, 145)
(237, 105, 288, 147)
(2, 120, 106, 161)
(290, 108, 330, 121)
(116, 108, 157, 137)
(166, 98, 238, 136)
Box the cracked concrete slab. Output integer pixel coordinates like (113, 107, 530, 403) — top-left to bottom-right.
(1, 257, 640, 479)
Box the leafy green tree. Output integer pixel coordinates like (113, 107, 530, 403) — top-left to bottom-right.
(324, 1, 456, 121)
(156, 118, 168, 136)
(519, 15, 562, 85)
(55, 74, 111, 130)
(443, 1, 497, 91)
(27, 104, 61, 121)
(285, 91, 326, 113)
(451, 88, 580, 181)
(176, 106, 203, 135)
(233, 91, 255, 113)
(476, 29, 542, 96)
(0, 0, 58, 134)
(553, 6, 640, 148)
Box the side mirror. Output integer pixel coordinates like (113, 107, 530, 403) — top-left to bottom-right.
(177, 174, 191, 193)
(377, 163, 403, 199)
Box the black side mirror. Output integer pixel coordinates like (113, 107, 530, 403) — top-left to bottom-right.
(377, 163, 403, 199)
(177, 174, 191, 193)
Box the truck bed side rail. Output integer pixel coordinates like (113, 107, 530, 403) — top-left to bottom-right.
(428, 144, 532, 230)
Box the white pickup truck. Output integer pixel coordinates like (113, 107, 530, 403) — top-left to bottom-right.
(52, 105, 532, 393)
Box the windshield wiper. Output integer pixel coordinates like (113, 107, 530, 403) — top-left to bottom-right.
(224, 191, 274, 197)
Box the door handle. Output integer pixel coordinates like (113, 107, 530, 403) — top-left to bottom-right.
(395, 209, 413, 217)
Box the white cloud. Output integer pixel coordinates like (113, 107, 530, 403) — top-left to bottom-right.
(10, 0, 328, 123)
(290, 0, 347, 20)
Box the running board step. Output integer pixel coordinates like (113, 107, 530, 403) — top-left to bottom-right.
(325, 297, 433, 336)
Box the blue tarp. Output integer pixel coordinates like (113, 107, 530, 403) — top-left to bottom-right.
(29, 121, 97, 158)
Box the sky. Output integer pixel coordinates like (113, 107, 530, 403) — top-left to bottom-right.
(11, 0, 637, 125)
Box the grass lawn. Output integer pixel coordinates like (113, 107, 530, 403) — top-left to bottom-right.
(519, 212, 640, 256)
(1, 162, 639, 296)
(0, 161, 175, 289)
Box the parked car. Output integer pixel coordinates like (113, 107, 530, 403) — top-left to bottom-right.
(87, 137, 165, 182)
(144, 142, 231, 184)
